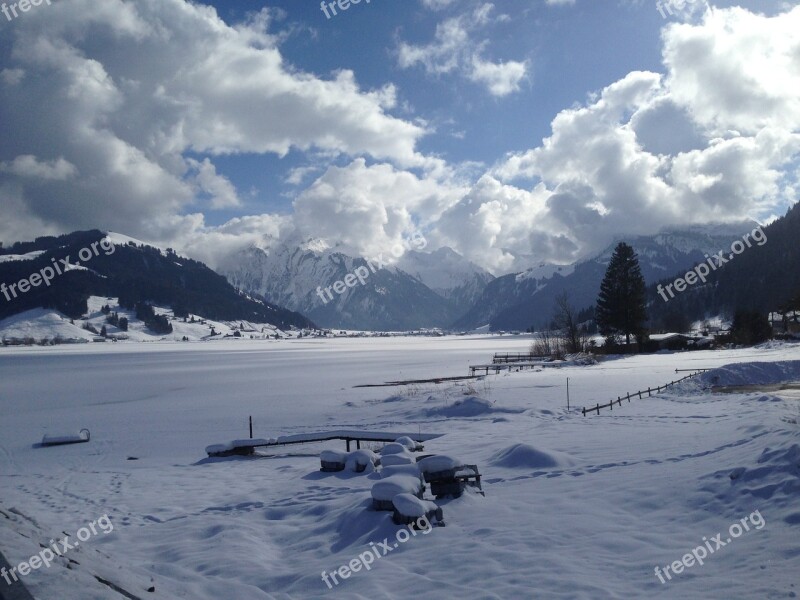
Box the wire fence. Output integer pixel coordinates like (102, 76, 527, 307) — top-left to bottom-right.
(581, 369, 710, 416)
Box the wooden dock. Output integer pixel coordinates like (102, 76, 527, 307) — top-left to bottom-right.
(206, 430, 445, 457)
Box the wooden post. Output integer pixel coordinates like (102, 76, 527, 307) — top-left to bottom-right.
(346, 439, 351, 452)
(596, 403, 600, 415)
(249, 416, 253, 439)
(566, 377, 570, 411)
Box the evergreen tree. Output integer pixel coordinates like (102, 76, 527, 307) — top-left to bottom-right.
(731, 310, 772, 345)
(596, 242, 647, 348)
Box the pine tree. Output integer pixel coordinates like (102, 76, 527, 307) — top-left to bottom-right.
(596, 242, 647, 348)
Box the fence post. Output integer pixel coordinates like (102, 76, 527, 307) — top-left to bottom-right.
(596, 403, 600, 415)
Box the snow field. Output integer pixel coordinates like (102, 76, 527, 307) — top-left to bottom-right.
(0, 337, 798, 598)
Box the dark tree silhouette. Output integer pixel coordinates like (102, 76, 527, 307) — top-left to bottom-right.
(596, 242, 647, 347)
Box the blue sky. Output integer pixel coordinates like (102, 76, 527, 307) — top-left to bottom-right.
(0, 0, 797, 273)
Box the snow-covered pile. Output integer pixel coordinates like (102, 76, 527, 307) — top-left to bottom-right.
(380, 464, 424, 480)
(697, 360, 800, 387)
(320, 449, 348, 463)
(345, 449, 379, 472)
(380, 450, 417, 467)
(394, 436, 422, 451)
(425, 396, 522, 417)
(380, 442, 408, 456)
(391, 493, 440, 519)
(490, 443, 577, 469)
(371, 475, 424, 501)
(417, 455, 463, 475)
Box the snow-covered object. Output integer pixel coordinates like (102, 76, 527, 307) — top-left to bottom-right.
(394, 436, 421, 451)
(696, 361, 800, 388)
(41, 429, 90, 447)
(391, 493, 440, 519)
(371, 475, 424, 502)
(381, 451, 417, 467)
(417, 455, 463, 474)
(381, 464, 423, 480)
(205, 439, 274, 456)
(345, 449, 379, 473)
(490, 444, 577, 469)
(380, 442, 408, 456)
(321, 450, 348, 463)
(417, 455, 466, 482)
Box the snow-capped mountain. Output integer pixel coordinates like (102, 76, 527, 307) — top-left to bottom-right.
(397, 247, 495, 318)
(0, 230, 313, 330)
(220, 241, 466, 331)
(454, 222, 759, 331)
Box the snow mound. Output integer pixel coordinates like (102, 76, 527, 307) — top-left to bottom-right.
(394, 436, 421, 451)
(426, 396, 523, 418)
(380, 442, 408, 456)
(490, 443, 577, 469)
(321, 450, 348, 463)
(380, 464, 423, 480)
(371, 475, 424, 501)
(345, 449, 379, 472)
(698, 361, 800, 387)
(417, 455, 463, 474)
(381, 450, 417, 467)
(392, 493, 439, 518)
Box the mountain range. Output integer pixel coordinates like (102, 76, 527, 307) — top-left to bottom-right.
(0, 231, 313, 330)
(3, 211, 797, 334)
(219, 241, 493, 331)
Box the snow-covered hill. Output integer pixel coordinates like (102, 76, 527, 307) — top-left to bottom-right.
(0, 297, 292, 345)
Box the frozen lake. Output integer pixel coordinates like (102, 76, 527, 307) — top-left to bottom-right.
(1, 338, 799, 599)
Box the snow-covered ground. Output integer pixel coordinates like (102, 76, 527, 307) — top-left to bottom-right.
(0, 338, 798, 599)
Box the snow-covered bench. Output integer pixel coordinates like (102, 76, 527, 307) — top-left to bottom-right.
(40, 429, 90, 447)
(418, 455, 483, 498)
(391, 493, 444, 527)
(371, 475, 425, 511)
(320, 449, 348, 472)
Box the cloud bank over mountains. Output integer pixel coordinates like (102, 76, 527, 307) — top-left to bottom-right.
(0, 1, 797, 274)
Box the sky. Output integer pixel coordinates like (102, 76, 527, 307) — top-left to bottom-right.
(0, 0, 797, 274)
